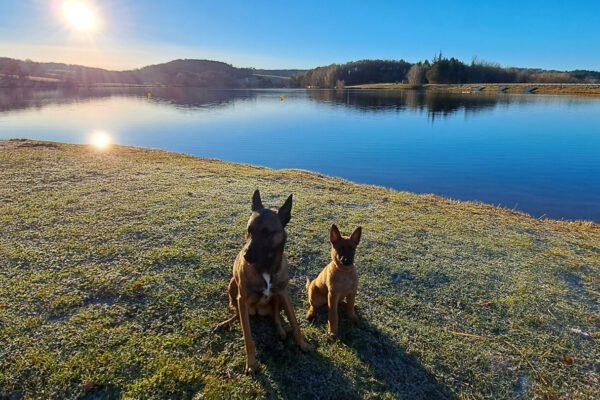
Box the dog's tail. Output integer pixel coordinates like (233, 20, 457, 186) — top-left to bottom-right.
(305, 277, 311, 291)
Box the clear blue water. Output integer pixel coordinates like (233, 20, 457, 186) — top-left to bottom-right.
(1, 87, 599, 222)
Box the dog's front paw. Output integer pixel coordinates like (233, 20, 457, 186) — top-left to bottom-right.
(276, 326, 287, 340)
(298, 339, 314, 352)
(327, 330, 338, 339)
(245, 360, 259, 375)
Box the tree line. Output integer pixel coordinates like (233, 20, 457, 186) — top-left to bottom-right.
(290, 55, 600, 88)
(289, 60, 412, 88)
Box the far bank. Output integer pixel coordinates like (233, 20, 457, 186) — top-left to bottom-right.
(349, 83, 600, 96)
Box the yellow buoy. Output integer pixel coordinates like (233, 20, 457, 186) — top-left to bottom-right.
(280, 95, 285, 101)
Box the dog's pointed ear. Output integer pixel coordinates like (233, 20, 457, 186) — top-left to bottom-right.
(350, 226, 362, 245)
(251, 189, 263, 212)
(278, 194, 293, 226)
(330, 224, 341, 243)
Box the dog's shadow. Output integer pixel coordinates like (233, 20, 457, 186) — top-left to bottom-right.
(248, 317, 356, 399)
(339, 317, 452, 399)
(249, 310, 452, 399)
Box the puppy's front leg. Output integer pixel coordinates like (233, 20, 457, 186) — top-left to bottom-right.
(345, 292, 359, 322)
(327, 291, 340, 338)
(237, 292, 257, 374)
(280, 292, 313, 352)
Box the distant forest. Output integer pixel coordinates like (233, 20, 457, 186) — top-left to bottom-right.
(1, 55, 600, 89)
(290, 55, 600, 88)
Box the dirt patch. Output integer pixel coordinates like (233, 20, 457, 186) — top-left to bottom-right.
(0, 139, 60, 151)
(562, 271, 599, 312)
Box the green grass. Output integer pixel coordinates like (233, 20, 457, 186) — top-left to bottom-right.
(1, 140, 599, 399)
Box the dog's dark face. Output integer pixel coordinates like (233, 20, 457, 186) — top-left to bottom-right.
(330, 224, 362, 266)
(243, 190, 292, 265)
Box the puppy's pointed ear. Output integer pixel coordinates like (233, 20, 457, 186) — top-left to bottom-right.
(251, 189, 263, 212)
(350, 226, 362, 246)
(278, 194, 293, 226)
(330, 224, 341, 243)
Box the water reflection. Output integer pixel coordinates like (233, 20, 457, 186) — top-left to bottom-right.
(0, 87, 250, 114)
(2, 87, 585, 118)
(307, 89, 503, 119)
(305, 89, 594, 119)
(89, 130, 111, 149)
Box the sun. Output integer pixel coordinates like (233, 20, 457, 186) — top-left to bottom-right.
(61, 0, 100, 32)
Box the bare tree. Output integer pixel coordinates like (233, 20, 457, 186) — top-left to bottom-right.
(4, 60, 21, 78)
(407, 64, 426, 85)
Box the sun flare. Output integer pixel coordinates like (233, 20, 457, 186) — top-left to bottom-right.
(61, 0, 99, 32)
(90, 131, 111, 149)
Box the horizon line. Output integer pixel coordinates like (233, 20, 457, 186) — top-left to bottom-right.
(2, 54, 600, 74)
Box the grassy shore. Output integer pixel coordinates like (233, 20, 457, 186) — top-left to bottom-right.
(1, 140, 599, 399)
(349, 83, 600, 96)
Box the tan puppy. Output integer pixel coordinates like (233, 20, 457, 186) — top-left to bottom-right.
(215, 190, 312, 374)
(306, 224, 362, 337)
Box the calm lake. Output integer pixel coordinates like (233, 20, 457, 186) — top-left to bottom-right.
(1, 87, 599, 222)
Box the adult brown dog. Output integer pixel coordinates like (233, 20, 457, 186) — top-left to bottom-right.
(306, 224, 362, 338)
(215, 190, 312, 374)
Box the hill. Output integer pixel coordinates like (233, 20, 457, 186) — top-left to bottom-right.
(1, 140, 598, 399)
(0, 58, 304, 88)
(132, 59, 249, 87)
(0, 57, 140, 86)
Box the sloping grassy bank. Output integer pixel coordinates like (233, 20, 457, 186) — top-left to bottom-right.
(1, 140, 598, 399)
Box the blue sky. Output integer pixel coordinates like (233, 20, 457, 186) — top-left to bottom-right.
(1, 0, 599, 71)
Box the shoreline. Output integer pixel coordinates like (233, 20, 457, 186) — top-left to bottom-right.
(2, 139, 597, 226)
(3, 82, 600, 97)
(348, 83, 600, 96)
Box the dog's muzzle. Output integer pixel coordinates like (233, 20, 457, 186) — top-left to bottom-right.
(339, 256, 353, 266)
